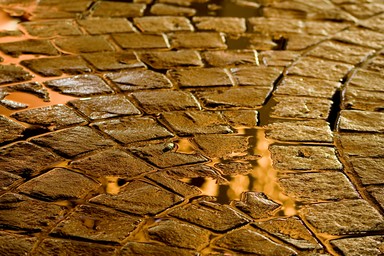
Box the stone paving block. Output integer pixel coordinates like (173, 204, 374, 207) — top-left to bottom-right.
(130, 142, 207, 168)
(51, 204, 142, 243)
(222, 110, 258, 127)
(214, 161, 254, 175)
(278, 172, 359, 202)
(215, 228, 297, 255)
(259, 50, 299, 67)
(0, 232, 37, 255)
(77, 18, 135, 34)
(161, 164, 222, 180)
(82, 51, 145, 71)
(69, 95, 140, 120)
(147, 219, 210, 250)
(344, 86, 384, 112)
(339, 133, 384, 157)
(21, 20, 82, 37)
(349, 69, 384, 92)
(161, 111, 233, 136)
(150, 3, 196, 16)
(0, 115, 25, 144)
(134, 16, 193, 32)
(202, 50, 258, 67)
(0, 193, 65, 231)
(29, 8, 78, 20)
(231, 66, 283, 87)
(17, 168, 100, 201)
(193, 17, 246, 34)
(11, 105, 86, 130)
(331, 236, 384, 256)
(304, 20, 349, 36)
(21, 56, 92, 77)
(92, 2, 146, 17)
(35, 238, 116, 256)
(367, 54, 384, 73)
(350, 158, 384, 186)
(158, 0, 209, 5)
(360, 13, 384, 33)
(90, 180, 183, 215)
(167, 67, 232, 88)
(44, 74, 113, 96)
(233, 192, 281, 219)
(106, 69, 172, 91)
(169, 199, 250, 232)
(0, 64, 32, 85)
(275, 75, 341, 99)
(31, 126, 115, 158)
(36, 0, 92, 12)
(120, 242, 198, 256)
(168, 32, 226, 49)
(334, 27, 384, 49)
(265, 120, 333, 142)
(70, 148, 154, 179)
(287, 56, 354, 82)
(300, 199, 384, 235)
(286, 34, 326, 51)
(94, 117, 173, 144)
(270, 145, 342, 170)
(0, 142, 62, 177)
(248, 17, 303, 34)
(112, 33, 169, 49)
(131, 90, 200, 114)
(255, 216, 322, 250)
(248, 34, 278, 51)
(54, 36, 115, 54)
(339, 110, 384, 133)
(0, 99, 28, 110)
(0, 171, 21, 191)
(8, 82, 50, 101)
(195, 87, 271, 109)
(367, 186, 384, 210)
(0, 40, 59, 57)
(340, 2, 384, 19)
(137, 50, 203, 69)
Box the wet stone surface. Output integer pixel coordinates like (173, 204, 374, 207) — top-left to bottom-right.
(331, 236, 384, 256)
(0, 39, 59, 57)
(233, 192, 281, 219)
(0, 115, 25, 144)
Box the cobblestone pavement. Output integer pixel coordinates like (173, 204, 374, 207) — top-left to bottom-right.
(0, 0, 383, 255)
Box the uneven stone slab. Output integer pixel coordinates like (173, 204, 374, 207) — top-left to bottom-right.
(134, 16, 193, 32)
(0, 142, 62, 177)
(286, 34, 325, 51)
(113, 33, 168, 49)
(82, 52, 145, 71)
(304, 20, 349, 36)
(349, 69, 384, 92)
(131, 90, 200, 114)
(231, 66, 282, 88)
(233, 192, 281, 219)
(167, 67, 232, 88)
(214, 161, 254, 175)
(70, 148, 154, 179)
(0, 171, 21, 191)
(161, 111, 233, 136)
(334, 27, 384, 49)
(195, 87, 271, 108)
(161, 164, 222, 180)
(0, 65, 33, 85)
(11, 105, 86, 130)
(222, 110, 258, 127)
(54, 36, 114, 54)
(31, 126, 115, 158)
(168, 32, 226, 49)
(367, 186, 384, 210)
(51, 205, 142, 243)
(90, 180, 183, 215)
(22, 20, 82, 37)
(344, 87, 384, 112)
(169, 200, 250, 232)
(339, 133, 384, 157)
(8, 82, 50, 101)
(255, 217, 322, 250)
(21, 56, 92, 77)
(270, 145, 342, 170)
(301, 199, 384, 235)
(259, 50, 299, 67)
(130, 142, 207, 168)
(193, 17, 246, 34)
(137, 50, 203, 69)
(0, 115, 25, 144)
(17, 168, 99, 201)
(0, 40, 59, 57)
(265, 120, 333, 142)
(0, 232, 37, 255)
(202, 50, 258, 67)
(44, 74, 113, 96)
(278, 172, 359, 202)
(350, 158, 384, 185)
(360, 12, 384, 33)
(275, 75, 341, 99)
(150, 3, 196, 16)
(92, 2, 145, 17)
(248, 17, 303, 34)
(0, 99, 28, 110)
(120, 242, 197, 256)
(147, 219, 210, 250)
(248, 34, 277, 51)
(69, 95, 140, 120)
(331, 236, 384, 256)
(77, 18, 135, 34)
(367, 54, 384, 73)
(0, 193, 65, 231)
(215, 228, 297, 255)
(107, 69, 172, 91)
(341, 2, 384, 19)
(339, 110, 384, 133)
(94, 117, 173, 144)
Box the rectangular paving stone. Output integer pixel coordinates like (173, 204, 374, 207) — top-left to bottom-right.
(94, 117, 173, 144)
(77, 18, 136, 34)
(259, 50, 300, 67)
(54, 36, 115, 54)
(304, 20, 349, 35)
(21, 20, 82, 37)
(269, 145, 342, 170)
(31, 126, 116, 158)
(233, 192, 281, 219)
(0, 40, 59, 57)
(349, 69, 384, 92)
(230, 66, 283, 88)
(339, 133, 384, 157)
(286, 34, 326, 51)
(136, 50, 203, 69)
(222, 110, 258, 127)
(112, 33, 169, 49)
(366, 54, 384, 73)
(91, 2, 146, 17)
(21, 56, 92, 77)
(193, 17, 246, 34)
(0, 115, 25, 144)
(168, 32, 227, 49)
(82, 51, 145, 71)
(248, 17, 304, 34)
(167, 67, 232, 88)
(202, 50, 258, 67)
(331, 236, 384, 256)
(344, 87, 384, 112)
(339, 110, 384, 133)
(360, 12, 384, 32)
(340, 2, 384, 19)
(350, 157, 384, 185)
(150, 3, 196, 16)
(134, 16, 193, 32)
(0, 65, 33, 85)
(334, 27, 384, 49)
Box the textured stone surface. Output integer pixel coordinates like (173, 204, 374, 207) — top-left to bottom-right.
(137, 50, 203, 69)
(339, 133, 384, 157)
(202, 50, 258, 67)
(8, 82, 50, 101)
(193, 17, 246, 34)
(22, 20, 82, 37)
(168, 32, 226, 49)
(168, 67, 232, 88)
(344, 87, 384, 112)
(339, 110, 384, 133)
(0, 171, 21, 191)
(0, 232, 37, 255)
(231, 66, 283, 87)
(82, 51, 145, 71)
(134, 16, 193, 32)
(92, 2, 145, 17)
(77, 18, 135, 34)
(334, 27, 384, 49)
(350, 158, 384, 185)
(331, 236, 384, 256)
(222, 110, 258, 127)
(0, 39, 59, 57)
(349, 69, 384, 92)
(367, 186, 384, 210)
(0, 65, 33, 85)
(233, 192, 281, 219)
(120, 242, 198, 256)
(112, 33, 168, 49)
(0, 115, 25, 144)
(150, 4, 196, 16)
